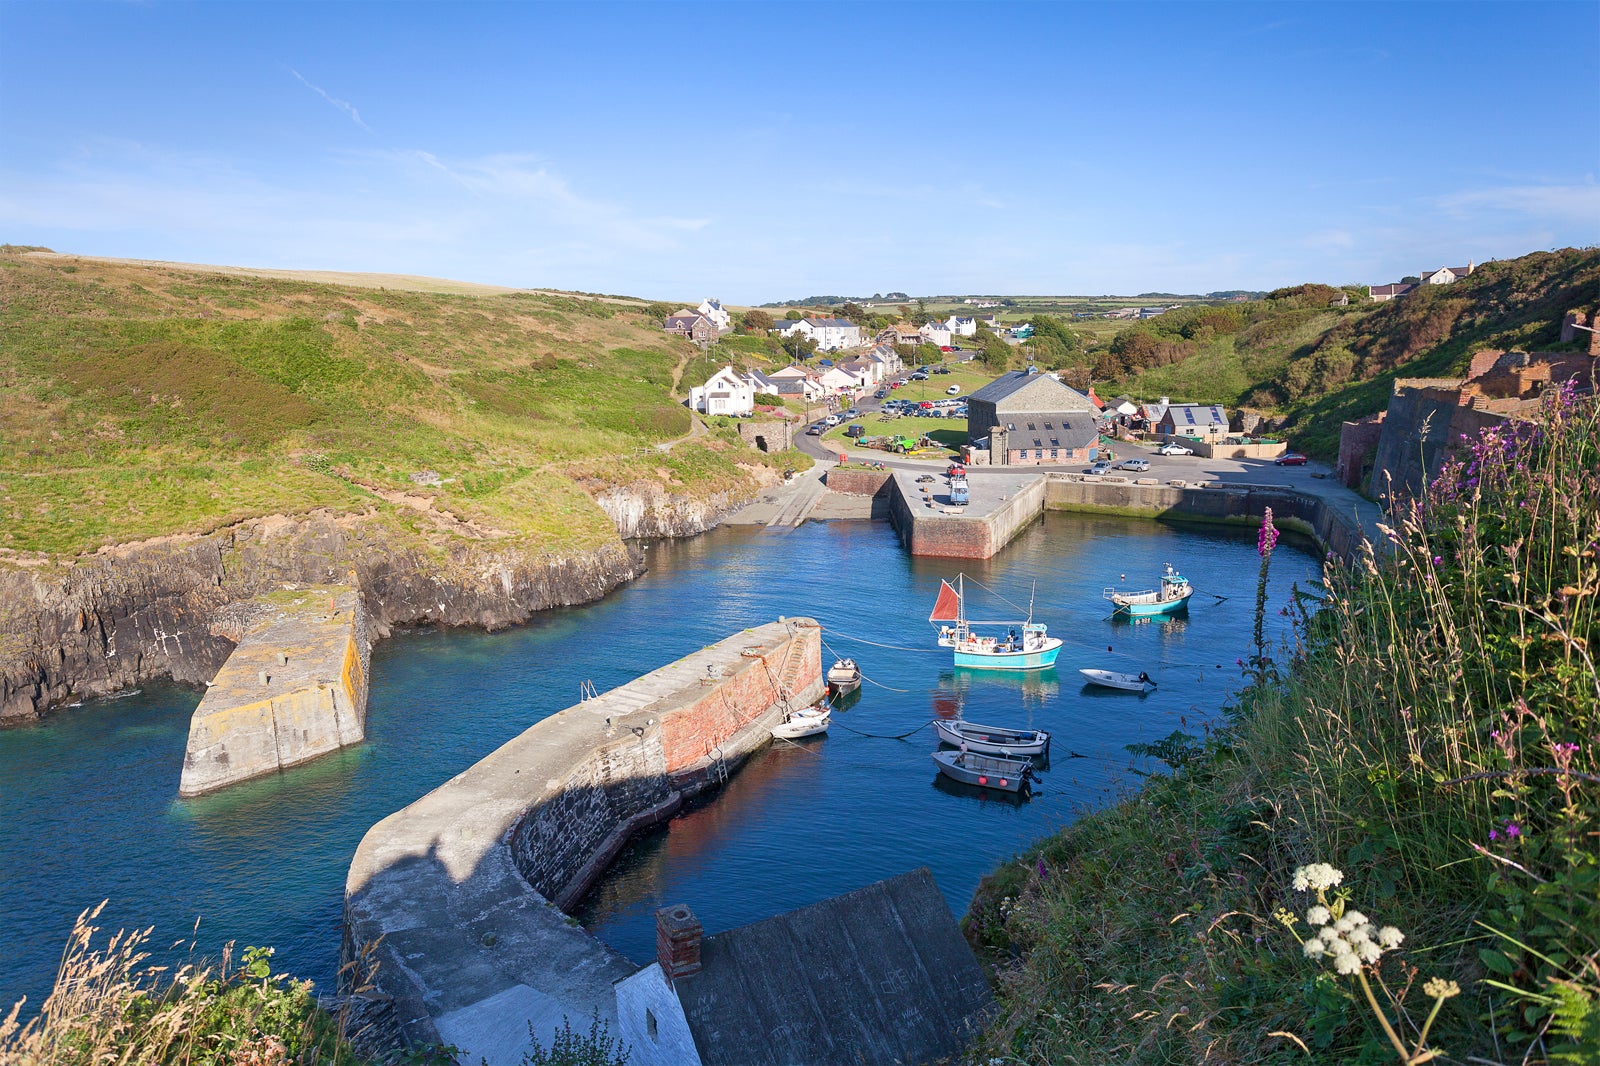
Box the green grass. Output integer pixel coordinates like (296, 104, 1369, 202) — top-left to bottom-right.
(0, 251, 776, 556)
(972, 391, 1600, 1063)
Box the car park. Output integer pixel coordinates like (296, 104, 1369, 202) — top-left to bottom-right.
(1157, 442, 1194, 456)
(1275, 452, 1309, 466)
(1088, 461, 1113, 475)
(1116, 458, 1150, 472)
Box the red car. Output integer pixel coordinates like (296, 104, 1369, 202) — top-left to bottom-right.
(1275, 452, 1308, 466)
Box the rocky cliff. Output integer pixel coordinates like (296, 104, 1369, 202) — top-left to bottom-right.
(0, 511, 640, 725)
(591, 481, 759, 540)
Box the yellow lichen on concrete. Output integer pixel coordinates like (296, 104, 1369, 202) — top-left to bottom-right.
(178, 585, 370, 797)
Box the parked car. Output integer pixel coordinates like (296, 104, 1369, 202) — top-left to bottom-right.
(843, 408, 860, 418)
(945, 385, 961, 395)
(805, 425, 823, 435)
(910, 371, 929, 381)
(933, 367, 951, 374)
(1117, 458, 1150, 472)
(1157, 442, 1194, 456)
(1088, 461, 1113, 475)
(874, 389, 887, 398)
(823, 414, 841, 426)
(1275, 452, 1309, 466)
(939, 345, 953, 353)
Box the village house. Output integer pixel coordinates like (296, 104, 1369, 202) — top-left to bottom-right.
(663, 310, 719, 346)
(866, 343, 903, 376)
(1156, 403, 1230, 443)
(920, 321, 953, 347)
(966, 367, 1100, 466)
(817, 364, 867, 397)
(613, 869, 993, 1066)
(944, 315, 978, 337)
(766, 364, 825, 402)
(695, 298, 733, 333)
(772, 317, 861, 351)
(685, 366, 755, 417)
(1369, 282, 1418, 302)
(876, 324, 922, 348)
(1422, 262, 1474, 286)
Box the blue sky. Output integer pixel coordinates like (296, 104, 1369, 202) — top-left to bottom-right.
(2, 2, 1596, 303)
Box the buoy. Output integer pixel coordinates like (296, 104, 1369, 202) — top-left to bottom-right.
(978, 775, 988, 785)
(1107, 645, 1113, 652)
(999, 778, 1009, 787)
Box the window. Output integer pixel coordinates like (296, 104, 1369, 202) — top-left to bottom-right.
(1044, 422, 1054, 430)
(1027, 422, 1036, 431)
(1050, 449, 1058, 459)
(1050, 438, 1059, 447)
(647, 1009, 658, 1041)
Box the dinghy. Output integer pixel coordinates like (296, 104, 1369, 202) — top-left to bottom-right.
(1079, 668, 1156, 692)
(826, 658, 861, 696)
(772, 703, 830, 739)
(931, 750, 1034, 793)
(932, 717, 1050, 757)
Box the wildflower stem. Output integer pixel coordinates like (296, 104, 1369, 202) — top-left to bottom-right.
(1414, 993, 1447, 1058)
(1355, 970, 1413, 1063)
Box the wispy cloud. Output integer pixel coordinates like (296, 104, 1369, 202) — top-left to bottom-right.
(290, 69, 371, 132)
(1433, 183, 1600, 226)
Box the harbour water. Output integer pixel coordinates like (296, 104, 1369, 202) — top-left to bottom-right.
(0, 513, 1318, 1008)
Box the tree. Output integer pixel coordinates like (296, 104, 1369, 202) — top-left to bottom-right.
(973, 327, 1011, 371)
(782, 333, 818, 362)
(913, 299, 931, 326)
(841, 302, 865, 324)
(745, 309, 773, 334)
(784, 310, 804, 321)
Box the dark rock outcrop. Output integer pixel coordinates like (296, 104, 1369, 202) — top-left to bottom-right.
(0, 512, 640, 725)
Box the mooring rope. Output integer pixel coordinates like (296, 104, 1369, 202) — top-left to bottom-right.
(822, 629, 938, 653)
(820, 635, 915, 693)
(831, 719, 932, 740)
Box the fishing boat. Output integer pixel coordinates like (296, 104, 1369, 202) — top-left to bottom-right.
(933, 717, 1051, 757)
(931, 750, 1034, 793)
(1079, 668, 1156, 692)
(772, 702, 830, 739)
(826, 658, 862, 696)
(1104, 563, 1194, 617)
(930, 575, 1063, 671)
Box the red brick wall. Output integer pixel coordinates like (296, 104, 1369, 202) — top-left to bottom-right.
(659, 628, 821, 773)
(910, 518, 993, 558)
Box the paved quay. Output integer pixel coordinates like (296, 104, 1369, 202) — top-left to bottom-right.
(344, 620, 823, 1065)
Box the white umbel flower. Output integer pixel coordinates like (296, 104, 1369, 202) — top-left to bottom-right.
(1377, 926, 1405, 949)
(1303, 936, 1327, 959)
(1306, 905, 1331, 926)
(1334, 952, 1362, 975)
(1292, 863, 1344, 892)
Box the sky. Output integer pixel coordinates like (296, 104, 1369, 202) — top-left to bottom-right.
(1, 2, 1597, 304)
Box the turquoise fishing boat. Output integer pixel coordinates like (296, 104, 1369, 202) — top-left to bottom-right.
(930, 575, 1063, 671)
(1104, 563, 1194, 618)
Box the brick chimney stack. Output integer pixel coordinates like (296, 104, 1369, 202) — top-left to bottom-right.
(656, 904, 703, 983)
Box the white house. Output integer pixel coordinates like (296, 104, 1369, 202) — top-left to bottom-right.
(818, 365, 866, 396)
(1421, 262, 1474, 286)
(685, 366, 754, 416)
(767, 365, 825, 402)
(771, 319, 806, 337)
(944, 315, 977, 337)
(920, 322, 953, 347)
(798, 317, 862, 351)
(695, 298, 733, 333)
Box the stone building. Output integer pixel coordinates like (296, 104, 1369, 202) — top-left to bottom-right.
(967, 368, 1100, 466)
(664, 310, 719, 346)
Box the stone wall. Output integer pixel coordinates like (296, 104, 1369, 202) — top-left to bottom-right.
(179, 586, 370, 796)
(344, 620, 824, 1061)
(1338, 414, 1386, 489)
(1191, 439, 1289, 460)
(824, 469, 894, 496)
(735, 420, 794, 453)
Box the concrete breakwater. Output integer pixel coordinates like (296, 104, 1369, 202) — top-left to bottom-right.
(343, 619, 823, 1063)
(178, 586, 370, 797)
(850, 468, 1379, 561)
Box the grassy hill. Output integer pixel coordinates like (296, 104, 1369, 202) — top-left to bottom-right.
(1065, 249, 1599, 456)
(0, 249, 801, 558)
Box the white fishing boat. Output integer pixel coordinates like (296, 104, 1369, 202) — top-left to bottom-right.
(1105, 563, 1194, 617)
(772, 703, 830, 739)
(1079, 668, 1156, 692)
(931, 750, 1035, 793)
(930, 575, 1063, 671)
(932, 718, 1050, 757)
(826, 658, 861, 696)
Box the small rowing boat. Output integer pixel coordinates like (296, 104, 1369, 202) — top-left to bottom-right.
(772, 703, 830, 739)
(932, 717, 1050, 757)
(827, 658, 861, 696)
(1079, 668, 1156, 692)
(931, 750, 1035, 793)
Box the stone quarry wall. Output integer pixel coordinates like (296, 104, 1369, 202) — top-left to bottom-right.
(0, 513, 640, 726)
(178, 586, 371, 797)
(344, 620, 824, 1058)
(1044, 477, 1370, 560)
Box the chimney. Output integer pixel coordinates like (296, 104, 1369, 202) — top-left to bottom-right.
(656, 904, 703, 982)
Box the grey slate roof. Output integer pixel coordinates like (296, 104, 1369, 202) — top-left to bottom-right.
(1008, 411, 1100, 450)
(807, 317, 856, 329)
(968, 369, 1093, 409)
(673, 868, 992, 1066)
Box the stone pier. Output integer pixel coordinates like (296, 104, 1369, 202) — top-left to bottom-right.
(343, 619, 823, 1064)
(178, 585, 369, 797)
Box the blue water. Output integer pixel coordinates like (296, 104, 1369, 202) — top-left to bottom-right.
(0, 514, 1317, 1008)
